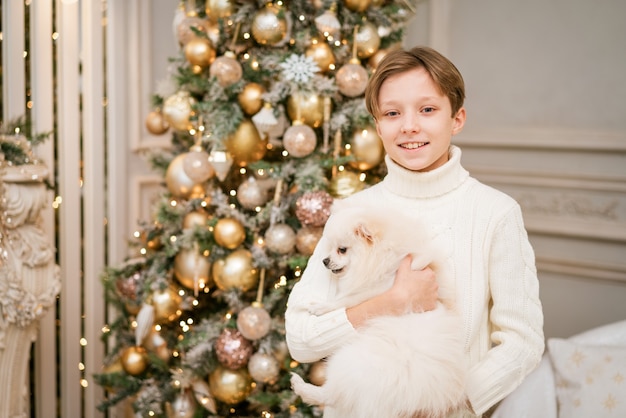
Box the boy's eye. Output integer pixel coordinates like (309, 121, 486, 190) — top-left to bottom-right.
(422, 107, 435, 113)
(384, 110, 399, 117)
(337, 247, 347, 254)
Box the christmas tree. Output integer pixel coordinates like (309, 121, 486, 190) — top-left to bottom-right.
(96, 0, 419, 416)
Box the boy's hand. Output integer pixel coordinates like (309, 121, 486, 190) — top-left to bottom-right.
(389, 255, 439, 312)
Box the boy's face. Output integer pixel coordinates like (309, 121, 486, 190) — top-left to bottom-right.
(375, 67, 465, 172)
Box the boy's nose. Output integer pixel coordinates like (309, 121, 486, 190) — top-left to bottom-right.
(401, 115, 420, 133)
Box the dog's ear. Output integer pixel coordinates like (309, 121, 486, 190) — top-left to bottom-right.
(354, 223, 375, 244)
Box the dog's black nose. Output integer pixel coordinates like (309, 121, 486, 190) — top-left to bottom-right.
(323, 257, 330, 267)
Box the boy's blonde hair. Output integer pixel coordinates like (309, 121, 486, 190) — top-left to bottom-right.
(365, 46, 465, 119)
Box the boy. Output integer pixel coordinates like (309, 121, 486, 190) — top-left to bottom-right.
(285, 46, 544, 417)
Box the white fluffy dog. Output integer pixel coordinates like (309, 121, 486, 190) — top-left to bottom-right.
(290, 204, 467, 418)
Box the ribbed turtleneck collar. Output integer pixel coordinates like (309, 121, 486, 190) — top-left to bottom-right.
(382, 145, 470, 198)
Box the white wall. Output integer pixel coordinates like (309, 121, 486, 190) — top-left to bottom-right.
(405, 0, 626, 339)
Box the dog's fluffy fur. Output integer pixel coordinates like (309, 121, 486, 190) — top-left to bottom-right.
(290, 204, 467, 418)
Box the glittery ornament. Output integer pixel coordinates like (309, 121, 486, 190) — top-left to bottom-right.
(215, 328, 254, 370)
(212, 249, 259, 291)
(210, 51, 243, 87)
(236, 305, 272, 340)
(162, 91, 195, 131)
(356, 22, 381, 59)
(336, 60, 369, 97)
(282, 122, 317, 158)
(248, 352, 280, 384)
(115, 272, 140, 300)
(237, 177, 269, 209)
(208, 366, 254, 404)
(315, 7, 340, 38)
(176, 16, 210, 46)
(120, 346, 148, 376)
(295, 191, 334, 227)
(213, 217, 246, 249)
(183, 144, 215, 183)
(264, 223, 297, 254)
(296, 226, 323, 256)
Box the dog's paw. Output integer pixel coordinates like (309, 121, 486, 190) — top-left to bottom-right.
(307, 303, 333, 316)
(290, 372, 306, 391)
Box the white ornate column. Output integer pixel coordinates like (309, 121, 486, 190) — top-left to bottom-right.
(0, 160, 61, 418)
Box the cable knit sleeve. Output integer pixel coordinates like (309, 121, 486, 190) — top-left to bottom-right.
(465, 204, 545, 414)
(285, 236, 359, 363)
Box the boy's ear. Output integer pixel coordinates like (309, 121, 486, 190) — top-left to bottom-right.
(451, 107, 466, 136)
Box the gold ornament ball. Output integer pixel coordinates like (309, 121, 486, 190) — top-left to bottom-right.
(296, 226, 323, 256)
(214, 217, 246, 249)
(120, 346, 149, 376)
(210, 52, 243, 87)
(166, 154, 199, 198)
(145, 110, 169, 135)
(184, 37, 216, 68)
(208, 365, 254, 405)
(348, 125, 385, 170)
(162, 91, 195, 131)
(305, 41, 335, 73)
(183, 148, 215, 183)
(183, 210, 210, 229)
(225, 119, 267, 167)
(238, 82, 266, 116)
(149, 285, 183, 324)
(282, 123, 317, 158)
(205, 0, 233, 22)
(336, 62, 369, 97)
(328, 170, 364, 198)
(264, 223, 297, 255)
(308, 360, 328, 386)
(356, 22, 381, 59)
(236, 305, 272, 340)
(344, 0, 372, 12)
(212, 249, 259, 292)
(251, 3, 288, 46)
(174, 248, 211, 290)
(287, 91, 325, 128)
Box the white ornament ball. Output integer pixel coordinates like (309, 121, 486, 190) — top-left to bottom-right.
(248, 352, 280, 384)
(183, 147, 214, 183)
(336, 62, 369, 97)
(237, 305, 272, 340)
(210, 52, 243, 87)
(264, 223, 296, 254)
(237, 177, 269, 209)
(282, 123, 317, 158)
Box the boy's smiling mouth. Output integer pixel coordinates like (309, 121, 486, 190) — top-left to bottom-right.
(400, 142, 428, 149)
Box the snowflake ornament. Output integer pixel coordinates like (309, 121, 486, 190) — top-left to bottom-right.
(279, 54, 320, 84)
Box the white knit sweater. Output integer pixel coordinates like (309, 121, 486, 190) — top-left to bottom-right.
(285, 146, 545, 417)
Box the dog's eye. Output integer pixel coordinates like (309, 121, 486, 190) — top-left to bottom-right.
(337, 247, 347, 254)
